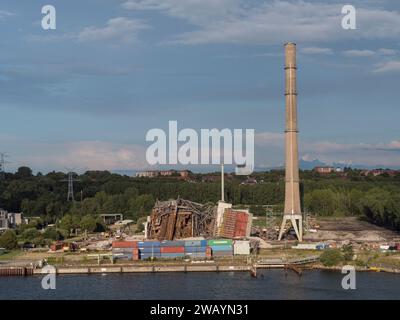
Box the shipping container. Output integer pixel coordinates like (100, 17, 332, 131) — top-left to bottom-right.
(184, 246, 207, 253)
(138, 241, 160, 247)
(160, 240, 185, 247)
(186, 252, 207, 258)
(210, 245, 233, 251)
(212, 250, 233, 257)
(160, 253, 185, 258)
(112, 241, 138, 248)
(139, 247, 161, 253)
(184, 240, 203, 247)
(140, 253, 161, 258)
(207, 239, 233, 246)
(160, 246, 185, 253)
(233, 241, 250, 255)
(112, 248, 135, 254)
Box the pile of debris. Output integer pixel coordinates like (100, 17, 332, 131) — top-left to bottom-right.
(146, 198, 217, 240)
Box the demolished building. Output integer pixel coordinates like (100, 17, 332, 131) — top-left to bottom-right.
(146, 198, 252, 240)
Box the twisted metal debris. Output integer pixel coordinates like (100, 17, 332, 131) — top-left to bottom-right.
(147, 198, 217, 240)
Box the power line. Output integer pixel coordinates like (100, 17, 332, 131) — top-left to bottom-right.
(0, 153, 11, 180)
(61, 168, 80, 201)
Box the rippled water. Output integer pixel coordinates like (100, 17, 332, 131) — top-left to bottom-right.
(0, 270, 399, 300)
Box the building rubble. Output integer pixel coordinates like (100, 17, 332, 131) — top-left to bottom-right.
(146, 198, 217, 240)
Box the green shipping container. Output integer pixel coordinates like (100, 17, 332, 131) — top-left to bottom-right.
(207, 239, 233, 246)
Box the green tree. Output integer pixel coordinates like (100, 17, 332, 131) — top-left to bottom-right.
(15, 166, 33, 179)
(43, 227, 64, 241)
(342, 245, 354, 261)
(0, 230, 18, 250)
(80, 215, 97, 232)
(320, 249, 343, 266)
(21, 228, 41, 241)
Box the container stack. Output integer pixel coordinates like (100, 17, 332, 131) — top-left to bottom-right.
(112, 241, 138, 260)
(138, 241, 161, 259)
(183, 240, 208, 259)
(207, 239, 233, 257)
(160, 240, 185, 259)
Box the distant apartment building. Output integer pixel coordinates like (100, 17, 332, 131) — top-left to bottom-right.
(361, 169, 398, 177)
(0, 210, 9, 230)
(0, 209, 24, 230)
(314, 166, 344, 174)
(136, 170, 191, 178)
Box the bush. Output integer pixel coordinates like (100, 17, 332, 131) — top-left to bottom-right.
(320, 249, 344, 266)
(342, 245, 354, 262)
(21, 228, 40, 241)
(0, 230, 18, 250)
(43, 227, 64, 241)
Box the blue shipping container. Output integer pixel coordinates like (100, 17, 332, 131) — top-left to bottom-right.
(184, 246, 207, 253)
(160, 253, 185, 258)
(138, 247, 161, 253)
(184, 240, 202, 247)
(138, 241, 160, 247)
(210, 245, 232, 252)
(160, 240, 185, 247)
(185, 252, 206, 258)
(140, 253, 161, 258)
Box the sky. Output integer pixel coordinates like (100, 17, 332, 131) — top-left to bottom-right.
(0, 0, 400, 173)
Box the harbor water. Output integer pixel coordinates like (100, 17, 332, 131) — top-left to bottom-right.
(0, 269, 399, 300)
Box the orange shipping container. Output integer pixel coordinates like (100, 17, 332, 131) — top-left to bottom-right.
(160, 246, 185, 253)
(112, 241, 138, 248)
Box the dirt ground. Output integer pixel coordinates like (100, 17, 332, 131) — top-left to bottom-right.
(303, 216, 400, 242)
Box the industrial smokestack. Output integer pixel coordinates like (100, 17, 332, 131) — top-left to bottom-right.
(278, 42, 303, 241)
(221, 164, 225, 202)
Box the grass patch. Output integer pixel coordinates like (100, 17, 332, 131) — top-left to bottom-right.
(0, 250, 24, 261)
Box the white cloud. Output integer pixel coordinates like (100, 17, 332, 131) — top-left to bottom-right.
(342, 50, 375, 57)
(254, 131, 400, 167)
(0, 10, 14, 20)
(123, 0, 400, 45)
(373, 60, 400, 73)
(301, 47, 333, 55)
(377, 48, 397, 56)
(78, 17, 149, 43)
(16, 141, 148, 172)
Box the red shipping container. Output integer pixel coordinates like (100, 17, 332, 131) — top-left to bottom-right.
(160, 246, 185, 253)
(112, 241, 138, 248)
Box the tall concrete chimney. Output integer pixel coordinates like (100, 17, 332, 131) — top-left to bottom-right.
(278, 42, 303, 241)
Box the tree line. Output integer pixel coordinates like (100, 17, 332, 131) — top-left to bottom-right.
(1, 166, 400, 234)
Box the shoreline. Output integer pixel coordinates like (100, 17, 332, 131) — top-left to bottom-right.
(1, 262, 400, 276)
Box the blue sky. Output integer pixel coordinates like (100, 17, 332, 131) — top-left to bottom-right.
(0, 0, 400, 172)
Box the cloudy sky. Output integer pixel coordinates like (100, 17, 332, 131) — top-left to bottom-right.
(0, 0, 400, 172)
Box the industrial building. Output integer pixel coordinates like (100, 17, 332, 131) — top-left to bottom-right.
(136, 170, 191, 178)
(145, 199, 252, 241)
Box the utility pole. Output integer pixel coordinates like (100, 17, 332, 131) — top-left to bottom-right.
(0, 153, 10, 180)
